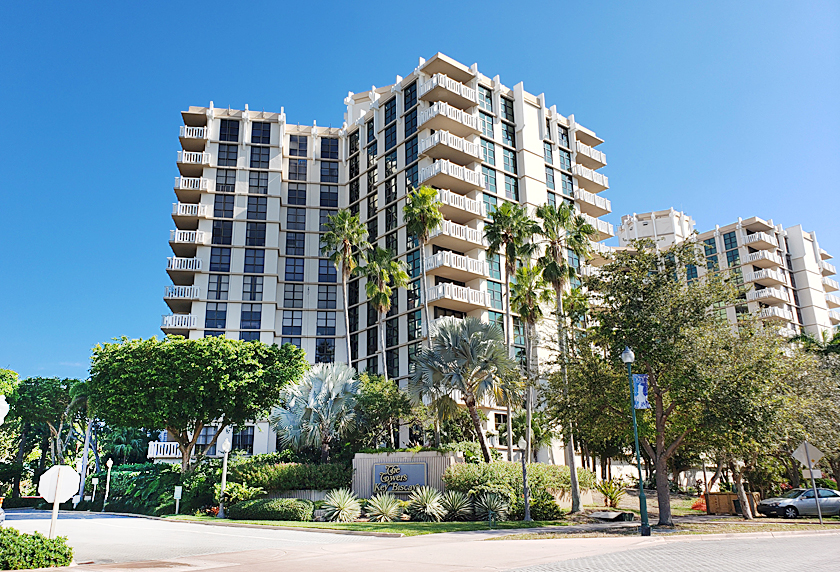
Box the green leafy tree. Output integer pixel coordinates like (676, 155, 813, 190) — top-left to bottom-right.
(321, 209, 371, 364)
(89, 336, 307, 471)
(103, 427, 153, 465)
(359, 246, 409, 382)
(8, 377, 77, 465)
(408, 317, 514, 463)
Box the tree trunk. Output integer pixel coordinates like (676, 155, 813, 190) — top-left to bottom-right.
(525, 324, 533, 465)
(419, 238, 432, 348)
(600, 456, 607, 483)
(321, 438, 330, 463)
(13, 423, 28, 497)
(503, 264, 514, 463)
(506, 403, 513, 461)
(342, 266, 352, 365)
(655, 453, 673, 525)
(465, 396, 491, 463)
(434, 418, 441, 448)
(706, 459, 723, 495)
(730, 462, 754, 520)
(379, 309, 388, 382)
(77, 419, 93, 500)
(556, 288, 581, 513)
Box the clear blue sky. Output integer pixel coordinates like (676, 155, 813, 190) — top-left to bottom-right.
(1, 1, 837, 379)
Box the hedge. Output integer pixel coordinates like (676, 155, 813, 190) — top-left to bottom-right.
(0, 527, 74, 570)
(227, 498, 314, 521)
(229, 462, 351, 492)
(0, 496, 42, 509)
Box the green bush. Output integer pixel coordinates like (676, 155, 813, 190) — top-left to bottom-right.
(0, 496, 42, 509)
(595, 478, 627, 508)
(406, 486, 445, 522)
(474, 492, 509, 522)
(815, 478, 838, 490)
(226, 498, 314, 521)
(215, 482, 265, 505)
(229, 462, 351, 492)
(0, 527, 74, 569)
(365, 493, 402, 522)
(440, 490, 473, 521)
(441, 442, 502, 464)
(510, 490, 564, 521)
(323, 489, 361, 522)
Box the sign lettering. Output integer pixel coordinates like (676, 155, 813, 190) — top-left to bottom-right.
(372, 463, 426, 494)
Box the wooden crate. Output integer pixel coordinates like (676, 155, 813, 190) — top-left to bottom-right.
(706, 492, 761, 515)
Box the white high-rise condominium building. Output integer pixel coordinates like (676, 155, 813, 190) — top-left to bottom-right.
(162, 53, 613, 454)
(619, 210, 838, 338)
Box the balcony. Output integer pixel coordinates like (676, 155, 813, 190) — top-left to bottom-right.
(581, 213, 615, 241)
(429, 220, 486, 251)
(174, 176, 210, 202)
(588, 240, 614, 267)
(419, 130, 480, 164)
(165, 285, 199, 313)
(418, 102, 479, 138)
(820, 248, 832, 260)
(418, 74, 477, 109)
(147, 441, 181, 459)
(758, 307, 794, 322)
(435, 189, 487, 224)
(179, 125, 207, 151)
(746, 250, 783, 268)
(744, 268, 786, 287)
(420, 159, 482, 193)
(575, 141, 607, 170)
(820, 260, 837, 276)
(572, 164, 609, 193)
(825, 293, 840, 309)
(830, 310, 840, 325)
(177, 150, 211, 177)
(574, 189, 611, 218)
(426, 251, 489, 281)
(823, 277, 840, 292)
(169, 230, 207, 257)
(172, 202, 208, 230)
(167, 256, 202, 285)
(427, 283, 490, 312)
(161, 314, 197, 333)
(743, 232, 778, 250)
(747, 287, 789, 305)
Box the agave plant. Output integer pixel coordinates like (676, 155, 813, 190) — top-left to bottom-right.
(323, 488, 361, 522)
(406, 486, 446, 522)
(366, 493, 403, 522)
(440, 490, 473, 522)
(474, 492, 509, 522)
(595, 478, 627, 509)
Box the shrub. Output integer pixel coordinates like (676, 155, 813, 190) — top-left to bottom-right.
(226, 498, 314, 521)
(406, 486, 446, 522)
(595, 479, 627, 508)
(474, 492, 509, 522)
(511, 491, 563, 521)
(440, 490, 473, 521)
(323, 489, 361, 522)
(815, 478, 838, 490)
(0, 497, 42, 509)
(441, 442, 502, 464)
(229, 462, 351, 492)
(215, 482, 265, 505)
(366, 493, 403, 522)
(0, 527, 74, 570)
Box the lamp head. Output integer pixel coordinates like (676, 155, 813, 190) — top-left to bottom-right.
(221, 438, 232, 454)
(106, 458, 114, 468)
(621, 346, 635, 364)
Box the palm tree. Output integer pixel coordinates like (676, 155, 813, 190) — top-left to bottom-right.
(408, 317, 514, 463)
(535, 202, 596, 513)
(485, 201, 539, 461)
(105, 427, 151, 464)
(321, 210, 371, 364)
(270, 363, 359, 463)
(510, 264, 553, 464)
(360, 247, 409, 382)
(402, 185, 444, 347)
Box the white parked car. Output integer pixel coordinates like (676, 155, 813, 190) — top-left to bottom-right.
(757, 488, 840, 518)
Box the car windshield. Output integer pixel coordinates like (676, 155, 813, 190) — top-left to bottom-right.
(781, 489, 804, 498)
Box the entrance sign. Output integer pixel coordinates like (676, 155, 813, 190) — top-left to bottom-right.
(372, 463, 426, 494)
(632, 375, 651, 409)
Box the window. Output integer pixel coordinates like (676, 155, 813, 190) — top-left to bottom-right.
(481, 139, 495, 165)
(217, 144, 238, 166)
(287, 207, 306, 230)
(544, 142, 553, 164)
(726, 249, 741, 267)
(404, 81, 417, 110)
(349, 306, 359, 332)
(320, 209, 336, 231)
(350, 179, 360, 204)
(384, 124, 397, 151)
(250, 146, 269, 169)
(384, 178, 397, 204)
(320, 185, 338, 207)
(500, 98, 514, 122)
(723, 231, 738, 251)
(386, 204, 398, 232)
(405, 136, 418, 165)
(404, 108, 417, 137)
(219, 119, 239, 142)
(348, 279, 359, 305)
(545, 167, 555, 190)
(707, 254, 719, 271)
(686, 264, 698, 281)
(320, 161, 339, 183)
(554, 150, 570, 172)
(384, 98, 397, 125)
(317, 311, 336, 335)
(282, 310, 302, 335)
(205, 330, 224, 338)
(502, 148, 517, 174)
(210, 247, 231, 272)
(246, 222, 266, 246)
(558, 126, 570, 148)
(504, 175, 519, 201)
(488, 253, 501, 280)
(315, 339, 335, 363)
(367, 327, 378, 355)
(284, 284, 303, 307)
(243, 276, 263, 301)
(350, 333, 359, 360)
(216, 169, 236, 193)
(407, 279, 420, 310)
(289, 159, 307, 181)
(501, 123, 515, 148)
(289, 135, 307, 157)
(482, 166, 497, 194)
(208, 274, 229, 300)
(247, 196, 267, 220)
(367, 165, 378, 190)
(287, 183, 306, 205)
(367, 216, 378, 240)
(285, 258, 304, 281)
(367, 119, 375, 143)
(386, 231, 397, 255)
(286, 232, 305, 256)
(488, 281, 503, 310)
(385, 150, 398, 177)
(196, 426, 217, 455)
(240, 304, 261, 329)
(408, 342, 419, 373)
(349, 130, 360, 155)
(251, 122, 270, 145)
(319, 259, 337, 282)
(321, 138, 339, 159)
(489, 310, 504, 335)
(405, 164, 418, 191)
(249, 171, 268, 194)
(704, 238, 718, 256)
(214, 194, 234, 218)
(545, 120, 553, 141)
(478, 85, 493, 112)
(514, 317, 526, 346)
(349, 155, 360, 179)
(560, 173, 574, 196)
(386, 349, 399, 379)
(367, 190, 378, 216)
(387, 288, 398, 317)
(212, 220, 233, 245)
(407, 250, 420, 278)
(483, 192, 497, 215)
(282, 337, 301, 348)
(479, 111, 494, 137)
(205, 302, 227, 329)
(367, 303, 378, 327)
(402, 309, 419, 341)
(547, 192, 556, 207)
(318, 285, 336, 309)
(232, 426, 254, 454)
(244, 249, 264, 273)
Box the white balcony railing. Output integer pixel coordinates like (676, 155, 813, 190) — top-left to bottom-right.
(743, 232, 779, 248)
(169, 230, 206, 244)
(427, 283, 490, 307)
(419, 130, 480, 159)
(821, 260, 837, 276)
(744, 268, 786, 284)
(175, 176, 209, 191)
(147, 441, 181, 459)
(575, 140, 607, 165)
(418, 102, 479, 132)
(167, 256, 202, 271)
(581, 213, 615, 237)
(426, 251, 489, 277)
(572, 164, 609, 189)
(574, 189, 612, 213)
(420, 159, 481, 188)
(172, 202, 208, 217)
(418, 73, 477, 104)
(825, 293, 840, 308)
(177, 151, 211, 165)
(830, 309, 840, 323)
(161, 314, 197, 329)
(823, 277, 839, 291)
(746, 287, 789, 303)
(758, 307, 794, 321)
(747, 251, 783, 266)
(436, 189, 487, 218)
(179, 126, 207, 139)
(429, 220, 487, 246)
(164, 285, 200, 299)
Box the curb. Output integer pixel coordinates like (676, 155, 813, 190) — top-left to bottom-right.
(659, 528, 840, 542)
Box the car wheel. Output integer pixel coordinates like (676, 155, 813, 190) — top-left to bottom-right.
(783, 506, 798, 519)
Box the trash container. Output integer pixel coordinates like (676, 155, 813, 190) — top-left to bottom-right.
(732, 499, 741, 514)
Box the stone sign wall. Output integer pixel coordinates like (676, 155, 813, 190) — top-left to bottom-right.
(352, 451, 463, 498)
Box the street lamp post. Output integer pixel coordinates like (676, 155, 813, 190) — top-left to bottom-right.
(621, 346, 651, 536)
(217, 438, 232, 519)
(102, 458, 114, 512)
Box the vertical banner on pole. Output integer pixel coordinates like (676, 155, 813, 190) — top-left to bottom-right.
(632, 374, 651, 409)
